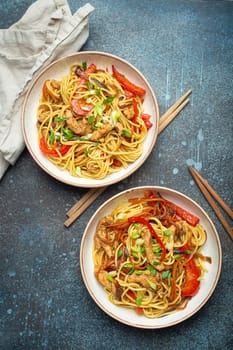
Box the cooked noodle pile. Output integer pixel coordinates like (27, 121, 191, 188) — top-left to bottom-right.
(93, 190, 211, 318)
(37, 62, 153, 179)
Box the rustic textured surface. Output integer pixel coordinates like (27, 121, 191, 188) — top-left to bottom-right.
(0, 0, 233, 349)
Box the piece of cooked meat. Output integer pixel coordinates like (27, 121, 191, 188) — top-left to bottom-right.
(94, 216, 114, 257)
(90, 123, 113, 141)
(65, 110, 92, 136)
(141, 228, 155, 264)
(95, 269, 116, 293)
(122, 104, 134, 119)
(128, 273, 158, 289)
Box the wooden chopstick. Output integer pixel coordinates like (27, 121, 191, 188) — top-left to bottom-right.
(64, 186, 107, 227)
(189, 167, 233, 240)
(64, 89, 192, 227)
(66, 188, 100, 217)
(158, 89, 192, 134)
(190, 167, 233, 220)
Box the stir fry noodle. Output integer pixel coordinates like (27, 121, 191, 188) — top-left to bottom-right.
(93, 191, 211, 318)
(37, 62, 153, 179)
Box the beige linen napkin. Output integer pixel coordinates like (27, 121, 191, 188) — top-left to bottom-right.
(0, 0, 94, 179)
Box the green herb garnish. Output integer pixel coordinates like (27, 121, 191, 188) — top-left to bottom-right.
(103, 96, 114, 104)
(62, 128, 75, 140)
(147, 280, 157, 290)
(82, 61, 87, 71)
(49, 131, 55, 145)
(122, 129, 132, 138)
(55, 116, 68, 122)
(164, 229, 172, 236)
(94, 103, 104, 117)
(131, 233, 140, 239)
(87, 116, 94, 124)
(136, 295, 142, 306)
(117, 249, 123, 258)
(162, 270, 171, 285)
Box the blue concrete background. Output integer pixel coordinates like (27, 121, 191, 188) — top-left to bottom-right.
(0, 1, 232, 349)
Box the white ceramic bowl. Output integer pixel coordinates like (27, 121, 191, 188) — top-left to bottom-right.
(22, 51, 159, 187)
(80, 186, 222, 328)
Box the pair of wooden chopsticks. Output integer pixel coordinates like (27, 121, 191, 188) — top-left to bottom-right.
(189, 167, 233, 240)
(64, 89, 192, 227)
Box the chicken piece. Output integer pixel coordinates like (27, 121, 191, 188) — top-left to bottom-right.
(90, 123, 113, 141)
(114, 122, 123, 136)
(141, 229, 167, 271)
(122, 104, 134, 119)
(169, 223, 184, 245)
(95, 269, 116, 293)
(168, 225, 176, 235)
(141, 229, 155, 265)
(94, 216, 114, 258)
(37, 104, 50, 123)
(65, 110, 92, 136)
(153, 263, 166, 272)
(128, 273, 158, 289)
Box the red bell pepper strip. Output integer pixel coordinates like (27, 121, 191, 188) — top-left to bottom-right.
(131, 101, 153, 130)
(112, 65, 146, 97)
(112, 158, 122, 167)
(85, 63, 97, 75)
(39, 137, 71, 157)
(181, 259, 201, 297)
(180, 244, 201, 297)
(140, 113, 153, 129)
(128, 216, 166, 262)
(165, 200, 200, 226)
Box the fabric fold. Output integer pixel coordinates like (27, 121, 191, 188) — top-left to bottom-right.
(0, 0, 94, 179)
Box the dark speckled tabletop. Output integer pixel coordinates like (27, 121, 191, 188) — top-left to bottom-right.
(0, 0, 233, 349)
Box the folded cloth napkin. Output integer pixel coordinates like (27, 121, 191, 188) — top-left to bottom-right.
(0, 0, 94, 180)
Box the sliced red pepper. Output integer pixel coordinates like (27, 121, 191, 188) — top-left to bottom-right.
(181, 258, 201, 297)
(71, 98, 94, 116)
(165, 200, 200, 226)
(112, 65, 146, 97)
(134, 306, 143, 315)
(128, 216, 166, 262)
(112, 158, 122, 167)
(140, 113, 153, 129)
(84, 63, 97, 76)
(127, 290, 137, 299)
(39, 137, 71, 157)
(180, 244, 201, 297)
(58, 145, 72, 155)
